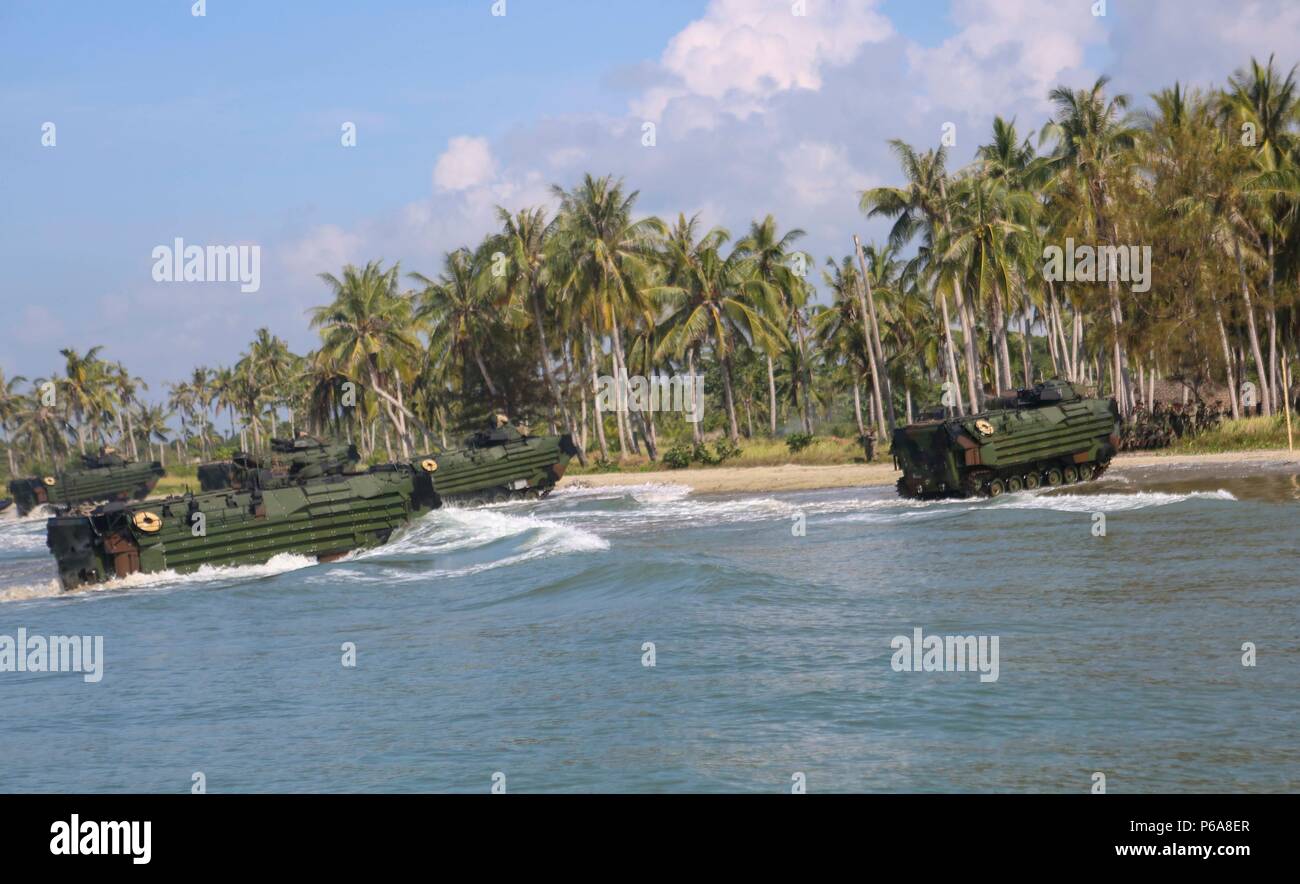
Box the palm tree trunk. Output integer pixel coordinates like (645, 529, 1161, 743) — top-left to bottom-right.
(1020, 297, 1034, 387)
(851, 236, 888, 435)
(532, 289, 586, 465)
(1232, 234, 1272, 416)
(989, 285, 1011, 392)
(578, 391, 588, 452)
(721, 353, 740, 444)
(792, 315, 815, 433)
(605, 325, 637, 456)
(614, 339, 656, 459)
(687, 349, 703, 445)
(125, 407, 139, 460)
(937, 288, 965, 414)
(471, 345, 500, 400)
(853, 235, 895, 432)
(1045, 297, 1061, 377)
(585, 325, 610, 460)
(1213, 297, 1241, 419)
(766, 355, 778, 434)
(393, 379, 411, 459)
(938, 181, 983, 411)
(852, 380, 864, 437)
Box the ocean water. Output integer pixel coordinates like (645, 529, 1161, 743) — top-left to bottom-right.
(1, 464, 1297, 793)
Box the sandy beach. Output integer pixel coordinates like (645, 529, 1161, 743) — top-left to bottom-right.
(557, 448, 1300, 495)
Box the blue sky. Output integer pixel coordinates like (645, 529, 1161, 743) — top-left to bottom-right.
(1, 0, 1294, 397)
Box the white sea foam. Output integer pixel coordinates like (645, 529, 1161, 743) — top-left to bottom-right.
(0, 552, 316, 603)
(553, 482, 692, 504)
(989, 488, 1237, 513)
(0, 523, 47, 554)
(325, 506, 609, 582)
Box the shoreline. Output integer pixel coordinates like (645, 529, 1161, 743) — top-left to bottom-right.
(556, 448, 1300, 495)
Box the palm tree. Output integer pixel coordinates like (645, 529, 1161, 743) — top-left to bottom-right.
(862, 141, 976, 412)
(412, 248, 504, 403)
(108, 363, 146, 460)
(978, 116, 1052, 388)
(650, 225, 784, 444)
(1043, 76, 1139, 414)
(551, 174, 665, 458)
(12, 382, 70, 469)
(1221, 55, 1300, 413)
(813, 257, 873, 436)
(59, 345, 113, 453)
(0, 370, 28, 477)
(313, 261, 422, 458)
(936, 173, 1035, 395)
(210, 365, 239, 440)
(736, 215, 803, 434)
(246, 330, 295, 435)
(135, 403, 171, 466)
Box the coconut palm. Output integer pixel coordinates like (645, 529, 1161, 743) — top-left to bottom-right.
(650, 224, 784, 444)
(0, 370, 28, 477)
(1043, 76, 1139, 414)
(862, 141, 976, 412)
(412, 248, 505, 405)
(735, 215, 803, 434)
(550, 174, 665, 458)
(313, 260, 422, 458)
(488, 206, 585, 462)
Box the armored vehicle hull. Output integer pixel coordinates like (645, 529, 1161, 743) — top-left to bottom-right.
(9, 457, 165, 517)
(429, 429, 577, 501)
(45, 434, 578, 590)
(893, 380, 1119, 499)
(47, 463, 439, 589)
(200, 431, 578, 501)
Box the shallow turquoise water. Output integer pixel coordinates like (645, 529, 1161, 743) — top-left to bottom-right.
(1, 464, 1297, 793)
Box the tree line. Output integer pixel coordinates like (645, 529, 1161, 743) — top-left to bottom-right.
(2, 57, 1298, 477)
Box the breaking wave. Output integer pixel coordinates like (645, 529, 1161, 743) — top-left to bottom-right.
(323, 506, 609, 582)
(988, 488, 1237, 513)
(0, 552, 317, 603)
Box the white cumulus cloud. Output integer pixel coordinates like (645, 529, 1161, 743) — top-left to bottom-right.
(433, 136, 498, 192)
(633, 0, 893, 122)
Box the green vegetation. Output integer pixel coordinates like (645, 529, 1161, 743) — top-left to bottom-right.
(1167, 415, 1294, 454)
(2, 58, 1299, 484)
(785, 432, 815, 453)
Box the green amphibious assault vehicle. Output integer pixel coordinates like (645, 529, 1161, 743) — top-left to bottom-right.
(197, 437, 359, 492)
(892, 379, 1120, 499)
(45, 423, 578, 590)
(6, 449, 165, 517)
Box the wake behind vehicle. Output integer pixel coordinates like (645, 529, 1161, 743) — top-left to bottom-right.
(45, 423, 578, 590)
(7, 448, 165, 517)
(892, 379, 1119, 499)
